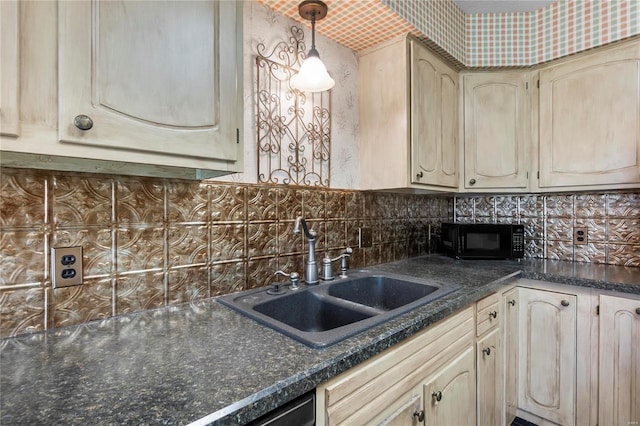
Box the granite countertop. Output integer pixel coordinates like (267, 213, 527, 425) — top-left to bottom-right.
(2, 255, 639, 425)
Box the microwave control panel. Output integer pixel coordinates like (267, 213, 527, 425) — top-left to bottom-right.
(512, 227, 525, 255)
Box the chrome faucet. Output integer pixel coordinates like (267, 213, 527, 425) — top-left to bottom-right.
(294, 217, 319, 285)
(320, 247, 353, 280)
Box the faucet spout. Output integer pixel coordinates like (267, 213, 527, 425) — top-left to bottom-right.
(294, 217, 315, 240)
(294, 217, 319, 285)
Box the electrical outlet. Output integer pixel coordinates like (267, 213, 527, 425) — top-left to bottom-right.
(358, 227, 373, 248)
(51, 246, 83, 288)
(573, 227, 588, 245)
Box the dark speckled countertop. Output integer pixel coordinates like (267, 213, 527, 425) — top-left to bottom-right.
(2, 255, 639, 425)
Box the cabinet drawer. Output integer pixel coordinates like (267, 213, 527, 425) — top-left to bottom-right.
(317, 307, 474, 425)
(476, 292, 500, 336)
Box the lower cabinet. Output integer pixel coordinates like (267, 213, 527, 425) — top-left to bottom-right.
(477, 329, 501, 426)
(423, 347, 476, 426)
(502, 287, 519, 426)
(598, 294, 640, 426)
(476, 292, 502, 426)
(316, 282, 639, 426)
(517, 287, 577, 426)
(315, 307, 475, 425)
(378, 395, 423, 426)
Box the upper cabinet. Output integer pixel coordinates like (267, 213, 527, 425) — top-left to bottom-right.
(538, 39, 640, 190)
(58, 0, 240, 162)
(461, 71, 531, 192)
(1, 0, 243, 179)
(359, 36, 458, 191)
(0, 0, 19, 137)
(411, 41, 459, 189)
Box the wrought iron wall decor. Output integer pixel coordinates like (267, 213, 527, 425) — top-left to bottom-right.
(256, 26, 331, 187)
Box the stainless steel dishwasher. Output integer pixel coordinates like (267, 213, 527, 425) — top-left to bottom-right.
(248, 391, 315, 426)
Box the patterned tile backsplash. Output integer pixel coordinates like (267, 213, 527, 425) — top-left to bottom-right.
(3, 166, 638, 338)
(0, 168, 452, 338)
(454, 192, 640, 265)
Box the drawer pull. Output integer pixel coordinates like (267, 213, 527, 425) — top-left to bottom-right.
(508, 299, 516, 306)
(416, 171, 424, 179)
(561, 300, 570, 307)
(432, 390, 442, 402)
(482, 347, 492, 356)
(413, 409, 425, 422)
(469, 178, 476, 185)
(489, 311, 498, 319)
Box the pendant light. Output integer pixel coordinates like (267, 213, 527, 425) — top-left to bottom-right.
(290, 0, 335, 92)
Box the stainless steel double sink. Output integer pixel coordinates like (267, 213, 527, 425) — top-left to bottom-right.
(218, 270, 460, 348)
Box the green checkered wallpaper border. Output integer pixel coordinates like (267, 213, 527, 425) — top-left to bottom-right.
(466, 0, 639, 66)
(384, 0, 639, 67)
(383, 0, 466, 62)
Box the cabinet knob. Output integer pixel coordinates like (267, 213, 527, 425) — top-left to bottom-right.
(483, 347, 492, 356)
(432, 391, 442, 402)
(636, 307, 640, 315)
(469, 178, 476, 185)
(561, 300, 570, 307)
(413, 409, 425, 422)
(74, 115, 93, 131)
(489, 310, 498, 319)
(509, 299, 516, 306)
(416, 171, 424, 179)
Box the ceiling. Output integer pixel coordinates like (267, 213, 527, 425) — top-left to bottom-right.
(454, 0, 556, 14)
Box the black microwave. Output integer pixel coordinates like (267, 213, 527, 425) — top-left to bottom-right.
(440, 222, 525, 259)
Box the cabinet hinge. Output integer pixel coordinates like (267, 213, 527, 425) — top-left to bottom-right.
(537, 171, 540, 179)
(526, 82, 529, 90)
(537, 80, 540, 89)
(526, 172, 529, 179)
(596, 305, 600, 315)
(236, 128, 240, 144)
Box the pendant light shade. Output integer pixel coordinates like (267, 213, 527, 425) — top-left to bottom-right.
(291, 0, 335, 93)
(291, 49, 335, 92)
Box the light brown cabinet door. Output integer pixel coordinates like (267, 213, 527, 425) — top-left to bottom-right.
(0, 0, 19, 136)
(411, 40, 458, 189)
(599, 294, 640, 426)
(477, 328, 502, 426)
(58, 0, 241, 162)
(518, 287, 576, 425)
(539, 40, 640, 188)
(423, 347, 476, 426)
(463, 72, 530, 190)
(503, 288, 519, 426)
(378, 395, 423, 426)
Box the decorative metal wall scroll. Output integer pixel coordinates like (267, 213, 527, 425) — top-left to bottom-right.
(256, 26, 331, 187)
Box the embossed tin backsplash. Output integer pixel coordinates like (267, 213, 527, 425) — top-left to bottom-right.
(0, 168, 452, 338)
(454, 193, 640, 265)
(2, 167, 639, 338)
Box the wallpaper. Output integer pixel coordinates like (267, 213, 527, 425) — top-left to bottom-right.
(466, 0, 640, 66)
(382, 0, 466, 62)
(215, 1, 360, 189)
(262, 0, 640, 68)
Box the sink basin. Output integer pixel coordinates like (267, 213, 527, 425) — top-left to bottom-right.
(218, 270, 460, 348)
(327, 275, 439, 311)
(254, 291, 373, 332)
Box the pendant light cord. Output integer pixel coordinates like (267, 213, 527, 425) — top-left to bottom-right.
(310, 12, 317, 54)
